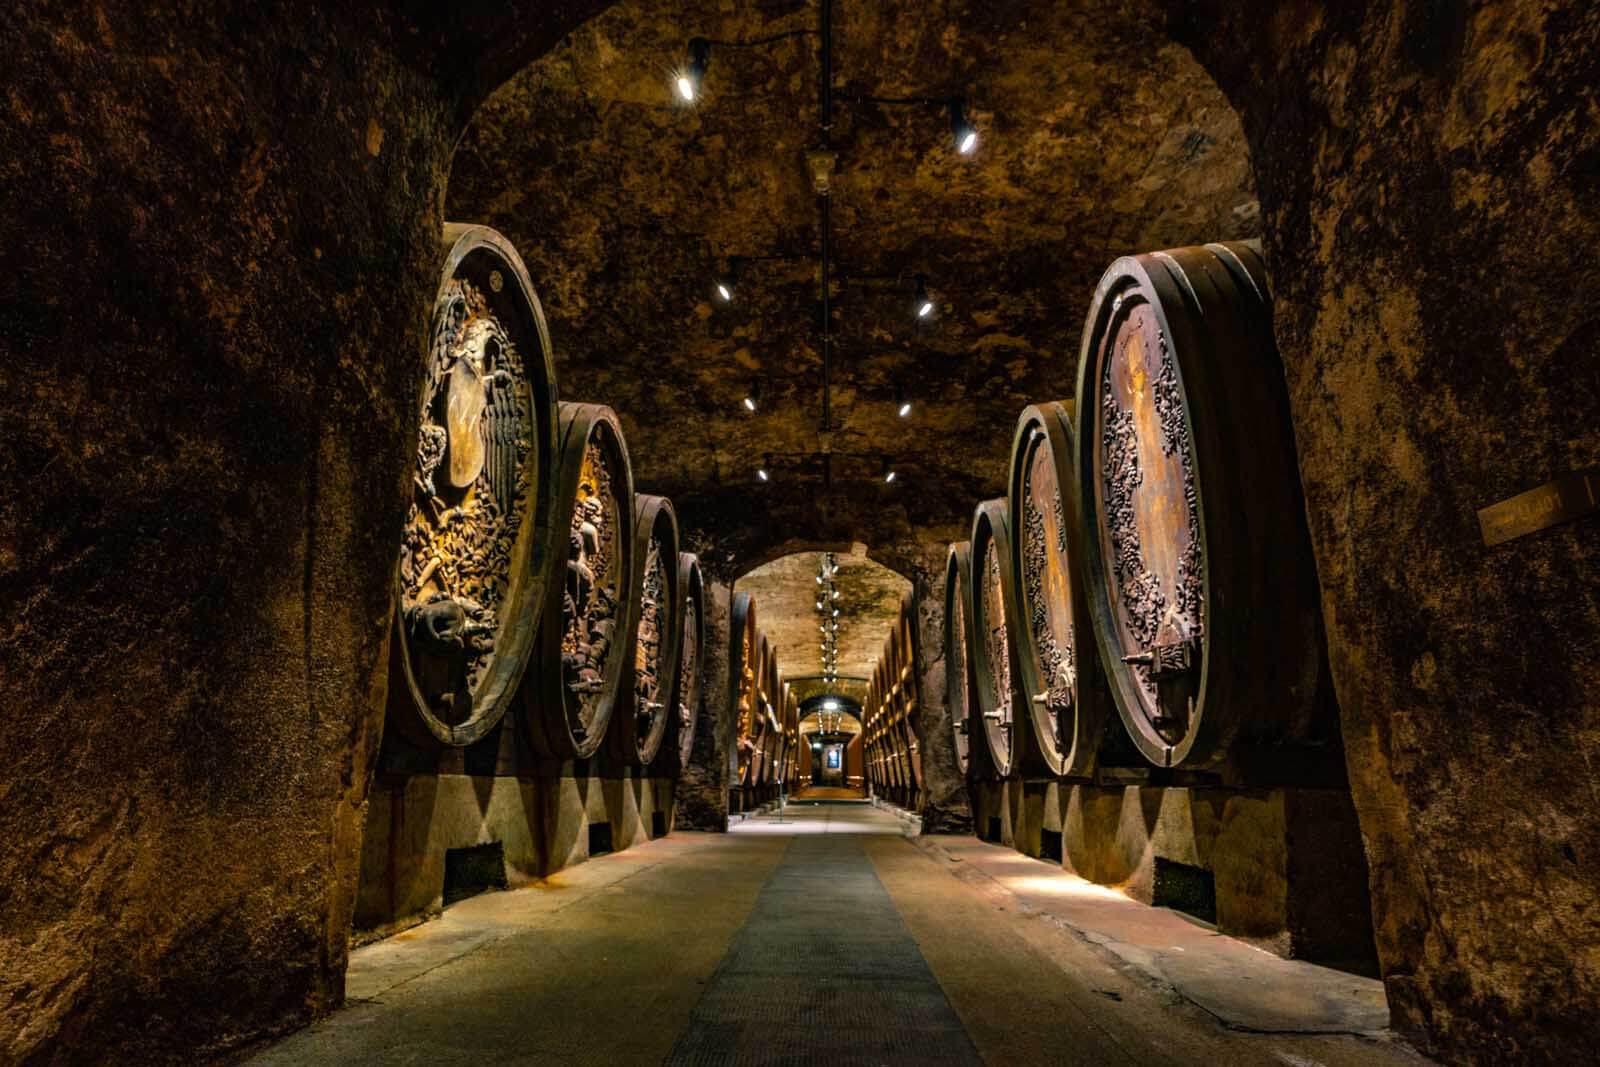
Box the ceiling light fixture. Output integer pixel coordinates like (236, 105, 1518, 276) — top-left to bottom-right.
(742, 379, 762, 412)
(914, 275, 934, 319)
(883, 458, 898, 484)
(676, 38, 710, 102)
(713, 255, 743, 304)
(894, 383, 912, 417)
(950, 98, 978, 155)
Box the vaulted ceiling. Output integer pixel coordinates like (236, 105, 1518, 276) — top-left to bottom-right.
(735, 546, 909, 687)
(447, 0, 1257, 578)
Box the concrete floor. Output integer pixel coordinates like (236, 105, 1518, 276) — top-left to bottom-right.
(251, 804, 1428, 1065)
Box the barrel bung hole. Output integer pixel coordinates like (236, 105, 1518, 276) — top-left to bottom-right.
(443, 842, 508, 907)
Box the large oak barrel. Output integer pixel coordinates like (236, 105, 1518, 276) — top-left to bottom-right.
(1007, 401, 1131, 777)
(524, 403, 636, 760)
(1073, 241, 1332, 770)
(607, 494, 681, 765)
(969, 498, 1022, 777)
(782, 686, 799, 790)
(895, 596, 924, 796)
(943, 542, 983, 778)
(729, 593, 758, 793)
(393, 223, 561, 748)
(663, 552, 705, 773)
(889, 629, 912, 799)
(745, 631, 770, 788)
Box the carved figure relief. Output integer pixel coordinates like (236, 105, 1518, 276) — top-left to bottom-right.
(633, 537, 666, 745)
(561, 441, 620, 739)
(398, 276, 531, 725)
(1099, 307, 1205, 739)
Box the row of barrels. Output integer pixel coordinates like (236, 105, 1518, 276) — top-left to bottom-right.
(863, 594, 924, 808)
(947, 241, 1337, 783)
(729, 592, 802, 809)
(390, 223, 705, 771)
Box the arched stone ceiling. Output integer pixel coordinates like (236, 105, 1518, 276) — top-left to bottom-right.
(448, 0, 1257, 571)
(734, 545, 909, 687)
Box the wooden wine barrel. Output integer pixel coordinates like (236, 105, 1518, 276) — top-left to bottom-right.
(664, 552, 705, 773)
(393, 223, 561, 747)
(767, 653, 783, 789)
(525, 403, 637, 759)
(887, 634, 911, 798)
(969, 498, 1021, 778)
(1007, 401, 1129, 777)
(1074, 241, 1332, 770)
(783, 687, 800, 790)
(943, 543, 980, 777)
(747, 632, 770, 788)
(729, 593, 758, 792)
(607, 494, 681, 765)
(761, 656, 783, 789)
(897, 596, 925, 796)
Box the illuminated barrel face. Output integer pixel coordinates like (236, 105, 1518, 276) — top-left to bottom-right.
(561, 433, 627, 744)
(525, 403, 636, 761)
(945, 545, 973, 775)
(671, 554, 704, 771)
(619, 495, 680, 767)
(969, 499, 1017, 776)
(1094, 295, 1205, 746)
(396, 226, 556, 749)
(1076, 242, 1332, 773)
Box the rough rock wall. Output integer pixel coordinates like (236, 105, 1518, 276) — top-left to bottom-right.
(1166, 1, 1600, 1061)
(674, 578, 734, 830)
(879, 543, 973, 832)
(0, 2, 600, 1062)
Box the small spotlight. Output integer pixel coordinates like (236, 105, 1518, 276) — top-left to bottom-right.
(914, 275, 934, 319)
(677, 38, 710, 102)
(894, 383, 912, 417)
(716, 281, 733, 302)
(832, 590, 840, 600)
(884, 458, 897, 483)
(757, 467, 769, 482)
(742, 379, 762, 412)
(832, 609, 840, 618)
(950, 99, 978, 155)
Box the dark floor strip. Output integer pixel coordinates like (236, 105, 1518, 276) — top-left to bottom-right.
(665, 834, 981, 1066)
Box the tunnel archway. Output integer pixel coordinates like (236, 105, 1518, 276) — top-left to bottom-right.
(5, 2, 1597, 1063)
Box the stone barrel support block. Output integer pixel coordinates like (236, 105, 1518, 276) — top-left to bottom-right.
(354, 769, 677, 936)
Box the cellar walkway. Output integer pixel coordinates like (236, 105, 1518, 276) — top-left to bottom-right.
(250, 805, 1427, 1065)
